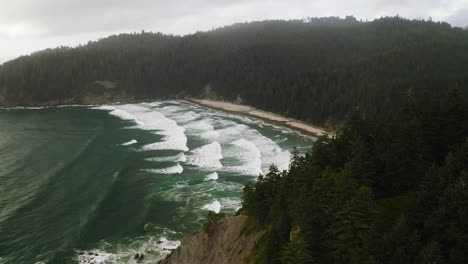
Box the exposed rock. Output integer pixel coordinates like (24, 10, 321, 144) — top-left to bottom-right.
(161, 215, 263, 264)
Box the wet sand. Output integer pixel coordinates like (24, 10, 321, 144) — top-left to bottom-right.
(188, 99, 331, 138)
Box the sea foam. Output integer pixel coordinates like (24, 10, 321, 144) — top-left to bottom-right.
(228, 138, 263, 175)
(219, 197, 242, 212)
(75, 233, 180, 264)
(146, 152, 187, 162)
(121, 140, 138, 146)
(114, 104, 189, 151)
(93, 105, 144, 126)
(144, 164, 184, 174)
(205, 172, 219, 181)
(186, 142, 223, 169)
(202, 200, 221, 213)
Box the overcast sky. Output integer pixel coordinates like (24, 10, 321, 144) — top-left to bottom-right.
(1, 0, 467, 63)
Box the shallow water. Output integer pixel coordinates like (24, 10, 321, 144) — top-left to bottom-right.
(0, 100, 314, 264)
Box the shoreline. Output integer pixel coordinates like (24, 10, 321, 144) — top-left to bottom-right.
(2, 98, 332, 138)
(187, 99, 331, 138)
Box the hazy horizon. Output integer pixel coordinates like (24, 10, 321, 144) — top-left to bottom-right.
(1, 0, 468, 64)
(3, 15, 465, 63)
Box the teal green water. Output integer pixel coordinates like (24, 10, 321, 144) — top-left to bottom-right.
(0, 100, 314, 264)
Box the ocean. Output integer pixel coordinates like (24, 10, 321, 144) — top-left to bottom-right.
(0, 100, 314, 263)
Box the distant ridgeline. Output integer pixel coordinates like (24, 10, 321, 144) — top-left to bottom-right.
(1, 16, 468, 125)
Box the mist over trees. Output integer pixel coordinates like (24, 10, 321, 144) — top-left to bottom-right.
(1, 16, 468, 126)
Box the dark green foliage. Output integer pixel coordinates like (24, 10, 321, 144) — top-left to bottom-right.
(1, 17, 468, 126)
(203, 211, 226, 232)
(241, 91, 468, 263)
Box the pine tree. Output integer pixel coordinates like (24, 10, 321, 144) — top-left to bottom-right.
(326, 186, 376, 263)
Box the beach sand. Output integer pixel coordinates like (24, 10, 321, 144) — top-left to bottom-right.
(188, 99, 331, 138)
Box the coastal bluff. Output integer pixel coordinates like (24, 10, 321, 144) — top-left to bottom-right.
(160, 215, 263, 264)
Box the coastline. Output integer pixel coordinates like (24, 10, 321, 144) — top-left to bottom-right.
(187, 99, 332, 138)
(2, 97, 332, 138)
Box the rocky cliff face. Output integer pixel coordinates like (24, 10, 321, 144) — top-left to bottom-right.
(160, 215, 263, 264)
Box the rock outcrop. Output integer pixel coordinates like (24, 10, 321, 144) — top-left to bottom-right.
(161, 215, 263, 264)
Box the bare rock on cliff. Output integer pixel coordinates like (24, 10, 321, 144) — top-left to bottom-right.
(161, 215, 262, 264)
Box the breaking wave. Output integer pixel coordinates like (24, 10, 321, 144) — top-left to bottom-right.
(146, 152, 187, 162)
(205, 172, 219, 181)
(143, 164, 184, 174)
(121, 140, 138, 146)
(202, 200, 222, 213)
(186, 142, 223, 169)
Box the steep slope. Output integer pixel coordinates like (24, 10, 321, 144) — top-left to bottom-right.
(160, 216, 263, 264)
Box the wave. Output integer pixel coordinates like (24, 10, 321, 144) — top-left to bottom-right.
(275, 137, 288, 144)
(93, 105, 144, 126)
(202, 200, 221, 213)
(186, 142, 223, 169)
(156, 101, 291, 173)
(204, 172, 219, 181)
(145, 152, 187, 162)
(143, 164, 184, 174)
(219, 197, 242, 213)
(109, 104, 189, 152)
(227, 139, 262, 175)
(162, 180, 242, 203)
(166, 110, 199, 123)
(183, 120, 214, 131)
(121, 140, 138, 146)
(200, 130, 220, 139)
(161, 181, 212, 203)
(214, 123, 291, 173)
(74, 233, 180, 264)
(251, 135, 291, 173)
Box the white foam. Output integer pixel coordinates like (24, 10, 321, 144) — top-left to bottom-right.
(75, 234, 180, 264)
(219, 197, 242, 212)
(162, 181, 213, 202)
(200, 130, 220, 139)
(146, 152, 187, 162)
(183, 120, 214, 131)
(205, 172, 219, 181)
(187, 142, 223, 169)
(228, 139, 262, 175)
(121, 139, 138, 146)
(93, 105, 116, 111)
(275, 137, 288, 144)
(161, 180, 242, 203)
(144, 164, 184, 174)
(93, 105, 144, 126)
(202, 200, 221, 213)
(166, 111, 198, 123)
(157, 237, 181, 251)
(215, 122, 291, 173)
(76, 250, 112, 263)
(251, 136, 291, 172)
(111, 104, 188, 151)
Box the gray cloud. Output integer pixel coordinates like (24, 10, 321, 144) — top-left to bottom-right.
(0, 0, 252, 36)
(446, 8, 468, 27)
(0, 0, 467, 63)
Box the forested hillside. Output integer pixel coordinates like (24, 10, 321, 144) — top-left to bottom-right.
(1, 17, 468, 125)
(240, 89, 468, 263)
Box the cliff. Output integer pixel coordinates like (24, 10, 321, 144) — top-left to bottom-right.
(160, 215, 263, 264)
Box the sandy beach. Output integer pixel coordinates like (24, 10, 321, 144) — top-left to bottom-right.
(188, 99, 331, 138)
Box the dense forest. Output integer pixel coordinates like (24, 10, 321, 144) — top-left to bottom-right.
(239, 89, 468, 263)
(1, 16, 468, 126)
